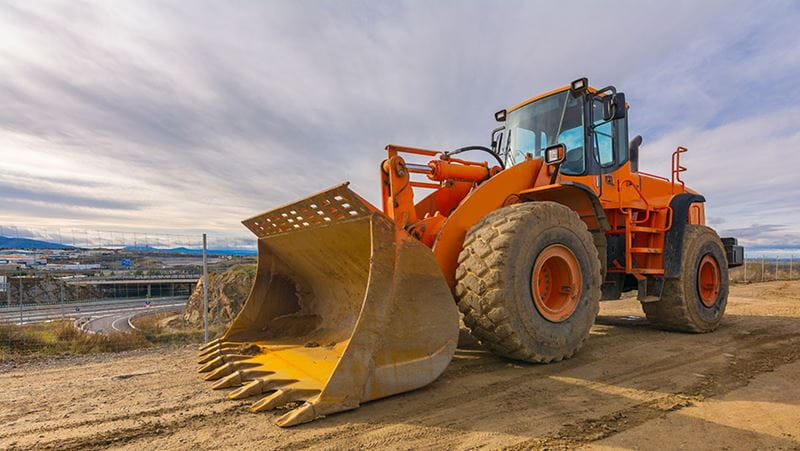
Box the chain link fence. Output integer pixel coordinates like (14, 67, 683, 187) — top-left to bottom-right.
(729, 256, 797, 283)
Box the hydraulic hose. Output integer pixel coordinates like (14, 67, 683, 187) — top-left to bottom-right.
(444, 146, 505, 169)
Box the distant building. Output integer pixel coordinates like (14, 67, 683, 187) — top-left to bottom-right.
(44, 263, 101, 271)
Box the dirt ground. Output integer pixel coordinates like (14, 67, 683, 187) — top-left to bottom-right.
(2, 281, 800, 450)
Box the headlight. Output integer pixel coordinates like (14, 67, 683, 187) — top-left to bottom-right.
(570, 77, 588, 93)
(544, 144, 566, 165)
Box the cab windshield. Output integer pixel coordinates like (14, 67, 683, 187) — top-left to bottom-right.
(504, 91, 585, 174)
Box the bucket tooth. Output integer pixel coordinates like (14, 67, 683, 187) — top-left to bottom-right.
(198, 342, 239, 358)
(198, 347, 243, 364)
(211, 369, 273, 390)
(250, 389, 317, 413)
(197, 345, 222, 359)
(197, 348, 241, 365)
(203, 361, 259, 381)
(197, 349, 223, 365)
(198, 346, 238, 360)
(211, 371, 244, 390)
(274, 400, 321, 428)
(228, 377, 294, 400)
(197, 356, 225, 373)
(203, 362, 236, 381)
(198, 338, 221, 352)
(197, 354, 251, 373)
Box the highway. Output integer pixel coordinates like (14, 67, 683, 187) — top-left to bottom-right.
(79, 301, 186, 334)
(0, 296, 187, 332)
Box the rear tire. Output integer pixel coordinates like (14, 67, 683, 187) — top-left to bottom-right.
(642, 225, 728, 332)
(454, 202, 601, 363)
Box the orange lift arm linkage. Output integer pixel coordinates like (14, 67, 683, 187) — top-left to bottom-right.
(379, 142, 703, 288)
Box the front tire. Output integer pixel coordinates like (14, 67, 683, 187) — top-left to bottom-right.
(642, 225, 728, 332)
(454, 202, 602, 363)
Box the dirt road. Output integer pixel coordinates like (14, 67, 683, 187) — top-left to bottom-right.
(2, 281, 799, 450)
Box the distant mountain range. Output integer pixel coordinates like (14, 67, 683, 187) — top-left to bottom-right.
(0, 235, 76, 249)
(122, 245, 256, 256)
(0, 235, 255, 255)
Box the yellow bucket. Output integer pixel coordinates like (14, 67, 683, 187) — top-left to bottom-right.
(197, 183, 459, 426)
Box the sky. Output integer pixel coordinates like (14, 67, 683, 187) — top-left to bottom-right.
(0, 0, 799, 251)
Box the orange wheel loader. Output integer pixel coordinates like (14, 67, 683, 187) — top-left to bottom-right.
(197, 78, 744, 426)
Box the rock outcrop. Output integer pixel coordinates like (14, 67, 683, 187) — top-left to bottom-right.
(183, 264, 256, 327)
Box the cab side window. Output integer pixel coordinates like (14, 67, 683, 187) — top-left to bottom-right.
(592, 101, 614, 167)
(594, 120, 614, 167)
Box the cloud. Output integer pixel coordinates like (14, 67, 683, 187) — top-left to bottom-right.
(0, 0, 798, 249)
(0, 182, 141, 210)
(639, 105, 800, 247)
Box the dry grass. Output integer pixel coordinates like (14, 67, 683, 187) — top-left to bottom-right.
(0, 311, 224, 363)
(131, 311, 217, 346)
(0, 320, 149, 362)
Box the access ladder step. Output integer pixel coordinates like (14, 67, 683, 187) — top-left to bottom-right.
(630, 268, 665, 275)
(629, 247, 663, 254)
(629, 225, 664, 234)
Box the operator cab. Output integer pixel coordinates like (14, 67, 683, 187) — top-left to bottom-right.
(493, 78, 630, 176)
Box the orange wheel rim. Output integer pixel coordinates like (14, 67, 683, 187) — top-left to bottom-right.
(698, 254, 721, 307)
(531, 244, 582, 322)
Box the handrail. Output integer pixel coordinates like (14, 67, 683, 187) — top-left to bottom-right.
(620, 180, 652, 224)
(671, 146, 688, 193)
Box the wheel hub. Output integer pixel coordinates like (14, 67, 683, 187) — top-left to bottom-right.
(531, 244, 582, 322)
(698, 254, 721, 307)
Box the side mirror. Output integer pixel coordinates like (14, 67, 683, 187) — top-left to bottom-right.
(544, 143, 566, 165)
(603, 92, 626, 121)
(490, 126, 505, 154)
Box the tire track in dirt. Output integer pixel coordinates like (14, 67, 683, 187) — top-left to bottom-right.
(197, 321, 793, 450)
(0, 399, 228, 441)
(261, 331, 754, 450)
(505, 333, 800, 449)
(21, 404, 247, 451)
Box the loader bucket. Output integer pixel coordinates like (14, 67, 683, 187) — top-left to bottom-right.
(197, 183, 459, 427)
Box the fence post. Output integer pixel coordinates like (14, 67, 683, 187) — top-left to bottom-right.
(203, 233, 209, 344)
(762, 257, 765, 282)
(19, 275, 23, 326)
(743, 258, 747, 283)
(776, 257, 780, 281)
(60, 281, 65, 320)
(791, 255, 794, 280)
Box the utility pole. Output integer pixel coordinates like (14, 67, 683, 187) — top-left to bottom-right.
(790, 255, 794, 281)
(203, 233, 209, 344)
(761, 257, 765, 282)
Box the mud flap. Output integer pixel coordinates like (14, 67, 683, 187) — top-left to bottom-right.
(197, 184, 459, 426)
